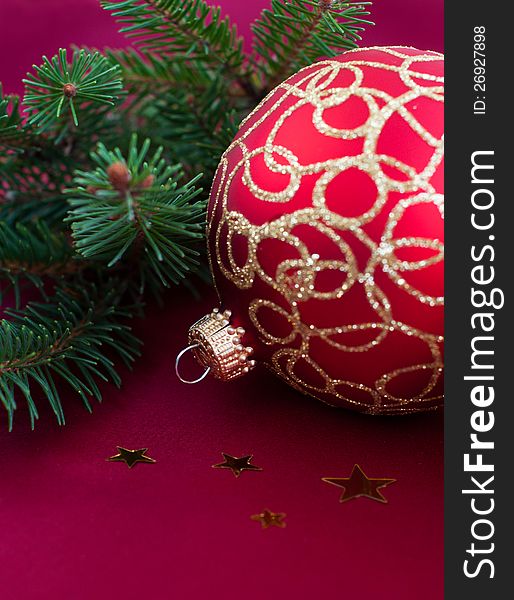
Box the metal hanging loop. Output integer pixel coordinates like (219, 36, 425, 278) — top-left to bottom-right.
(175, 344, 211, 384)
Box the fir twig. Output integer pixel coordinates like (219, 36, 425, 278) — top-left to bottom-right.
(0, 155, 72, 226)
(66, 134, 206, 294)
(23, 49, 123, 130)
(0, 283, 141, 430)
(0, 86, 48, 153)
(0, 222, 75, 307)
(251, 0, 372, 90)
(102, 0, 259, 99)
(147, 76, 238, 182)
(106, 47, 215, 95)
(0, 88, 24, 151)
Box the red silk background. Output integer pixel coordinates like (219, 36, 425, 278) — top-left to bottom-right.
(0, 2, 444, 600)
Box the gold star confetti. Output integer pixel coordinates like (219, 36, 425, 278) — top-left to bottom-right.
(251, 509, 287, 529)
(107, 447, 156, 469)
(322, 464, 396, 504)
(212, 453, 262, 477)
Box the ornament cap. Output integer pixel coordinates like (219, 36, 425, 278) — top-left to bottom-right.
(175, 309, 256, 384)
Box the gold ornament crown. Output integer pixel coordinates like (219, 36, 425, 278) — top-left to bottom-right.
(175, 308, 256, 384)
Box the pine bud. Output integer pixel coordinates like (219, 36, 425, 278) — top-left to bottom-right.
(107, 162, 131, 193)
(319, 0, 335, 10)
(63, 83, 77, 98)
(141, 174, 155, 189)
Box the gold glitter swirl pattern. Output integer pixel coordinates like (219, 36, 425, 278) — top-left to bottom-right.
(208, 47, 444, 414)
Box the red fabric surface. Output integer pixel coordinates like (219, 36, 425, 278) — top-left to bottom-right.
(1, 289, 444, 600)
(0, 2, 444, 599)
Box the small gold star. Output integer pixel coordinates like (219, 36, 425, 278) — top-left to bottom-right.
(251, 509, 287, 529)
(107, 447, 156, 469)
(212, 453, 262, 477)
(322, 464, 396, 503)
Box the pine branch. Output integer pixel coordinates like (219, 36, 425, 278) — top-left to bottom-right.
(104, 46, 243, 108)
(0, 154, 72, 226)
(0, 86, 52, 154)
(0, 283, 141, 430)
(105, 47, 211, 93)
(1, 50, 127, 227)
(147, 75, 238, 182)
(100, 48, 247, 186)
(103, 49, 258, 152)
(102, 0, 258, 99)
(23, 49, 123, 131)
(0, 88, 25, 151)
(251, 0, 372, 90)
(102, 0, 243, 64)
(66, 134, 206, 294)
(0, 221, 76, 307)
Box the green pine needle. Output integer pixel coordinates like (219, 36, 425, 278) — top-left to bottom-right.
(0, 85, 46, 154)
(0, 221, 75, 307)
(23, 49, 123, 130)
(0, 155, 72, 226)
(106, 46, 215, 95)
(251, 1, 373, 90)
(0, 86, 24, 151)
(0, 283, 141, 430)
(146, 76, 238, 182)
(66, 134, 206, 292)
(103, 0, 245, 68)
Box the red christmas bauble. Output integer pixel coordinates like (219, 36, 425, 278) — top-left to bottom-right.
(207, 47, 444, 415)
